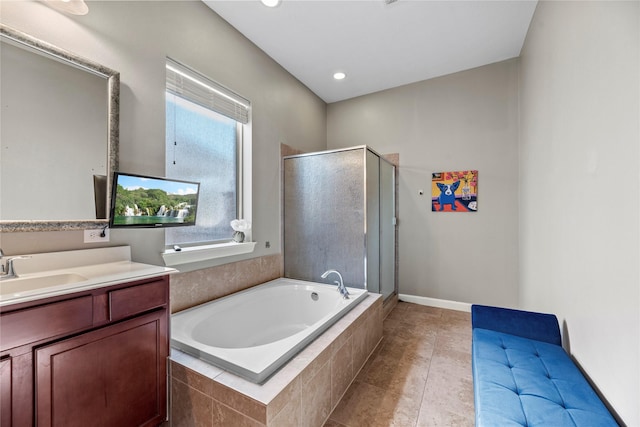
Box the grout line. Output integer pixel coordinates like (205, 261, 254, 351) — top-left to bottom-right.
(413, 311, 441, 427)
(324, 302, 473, 427)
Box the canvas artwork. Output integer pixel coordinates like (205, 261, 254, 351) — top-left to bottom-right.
(432, 170, 478, 212)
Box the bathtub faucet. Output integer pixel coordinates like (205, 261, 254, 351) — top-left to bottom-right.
(321, 269, 350, 299)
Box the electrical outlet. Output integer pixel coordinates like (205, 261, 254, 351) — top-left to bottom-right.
(84, 228, 110, 243)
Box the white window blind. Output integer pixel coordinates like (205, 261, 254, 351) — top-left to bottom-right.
(166, 58, 250, 124)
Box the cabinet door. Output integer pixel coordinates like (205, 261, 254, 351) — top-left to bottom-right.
(1, 352, 35, 427)
(35, 310, 168, 427)
(0, 357, 10, 427)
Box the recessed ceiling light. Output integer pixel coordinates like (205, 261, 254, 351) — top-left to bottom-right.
(261, 0, 281, 7)
(333, 72, 347, 80)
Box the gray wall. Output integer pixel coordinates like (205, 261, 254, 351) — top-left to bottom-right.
(327, 3, 639, 422)
(519, 2, 639, 424)
(327, 59, 520, 307)
(3, 1, 638, 423)
(0, 1, 326, 266)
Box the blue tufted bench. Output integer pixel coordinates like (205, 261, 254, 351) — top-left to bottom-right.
(471, 304, 618, 427)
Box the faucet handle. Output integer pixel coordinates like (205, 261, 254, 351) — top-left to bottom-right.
(5, 255, 31, 277)
(7, 255, 31, 261)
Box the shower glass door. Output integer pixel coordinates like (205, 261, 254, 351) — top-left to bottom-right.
(380, 160, 396, 299)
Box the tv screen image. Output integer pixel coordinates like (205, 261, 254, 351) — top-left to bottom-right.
(109, 172, 200, 228)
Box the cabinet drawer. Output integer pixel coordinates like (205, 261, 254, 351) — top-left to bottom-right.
(35, 310, 168, 427)
(0, 296, 93, 351)
(109, 279, 167, 321)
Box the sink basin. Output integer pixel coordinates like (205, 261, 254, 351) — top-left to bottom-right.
(0, 273, 88, 296)
(0, 247, 177, 307)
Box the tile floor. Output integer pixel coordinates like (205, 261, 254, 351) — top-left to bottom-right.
(324, 301, 475, 427)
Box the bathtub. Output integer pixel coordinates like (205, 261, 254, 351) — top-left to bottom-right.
(170, 277, 368, 383)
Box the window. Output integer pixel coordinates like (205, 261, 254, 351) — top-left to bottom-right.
(165, 58, 250, 248)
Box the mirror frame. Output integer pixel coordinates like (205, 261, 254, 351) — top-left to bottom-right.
(0, 24, 119, 232)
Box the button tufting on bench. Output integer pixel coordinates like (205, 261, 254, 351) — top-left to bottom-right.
(472, 304, 618, 427)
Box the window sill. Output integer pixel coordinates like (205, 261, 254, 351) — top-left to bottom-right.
(161, 241, 256, 267)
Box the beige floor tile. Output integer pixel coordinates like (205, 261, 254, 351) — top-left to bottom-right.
(431, 335, 472, 373)
(417, 371, 474, 427)
(358, 351, 430, 398)
(378, 334, 435, 364)
(416, 407, 474, 427)
(322, 419, 348, 427)
(328, 380, 422, 427)
(325, 302, 474, 427)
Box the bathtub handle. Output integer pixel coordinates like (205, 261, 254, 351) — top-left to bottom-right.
(334, 280, 350, 299)
(321, 269, 350, 299)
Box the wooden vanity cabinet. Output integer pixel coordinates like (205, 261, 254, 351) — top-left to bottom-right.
(0, 356, 12, 426)
(0, 275, 170, 427)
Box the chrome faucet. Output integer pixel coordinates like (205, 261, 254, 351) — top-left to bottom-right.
(0, 255, 31, 280)
(321, 269, 350, 299)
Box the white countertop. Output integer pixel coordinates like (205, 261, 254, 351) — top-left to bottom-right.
(0, 246, 177, 307)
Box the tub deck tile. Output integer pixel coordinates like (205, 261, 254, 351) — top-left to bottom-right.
(301, 360, 332, 427)
(330, 337, 354, 408)
(171, 376, 213, 427)
(170, 293, 383, 427)
(268, 379, 302, 426)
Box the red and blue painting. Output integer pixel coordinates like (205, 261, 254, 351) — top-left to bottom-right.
(432, 170, 478, 212)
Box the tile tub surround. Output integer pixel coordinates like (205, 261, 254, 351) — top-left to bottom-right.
(170, 293, 383, 427)
(170, 254, 283, 313)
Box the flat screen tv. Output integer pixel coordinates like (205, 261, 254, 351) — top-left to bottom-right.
(109, 172, 200, 228)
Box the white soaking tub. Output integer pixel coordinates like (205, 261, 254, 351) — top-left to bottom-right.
(170, 277, 368, 383)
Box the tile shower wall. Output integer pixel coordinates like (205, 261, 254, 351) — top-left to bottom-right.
(281, 143, 400, 304)
(170, 254, 283, 313)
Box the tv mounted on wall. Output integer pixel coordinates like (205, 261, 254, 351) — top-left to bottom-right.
(109, 172, 200, 228)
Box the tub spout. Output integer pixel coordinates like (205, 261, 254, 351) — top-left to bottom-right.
(321, 269, 350, 299)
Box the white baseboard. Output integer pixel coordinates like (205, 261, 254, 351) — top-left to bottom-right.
(398, 294, 472, 312)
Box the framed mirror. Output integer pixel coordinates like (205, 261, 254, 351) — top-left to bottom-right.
(0, 24, 119, 232)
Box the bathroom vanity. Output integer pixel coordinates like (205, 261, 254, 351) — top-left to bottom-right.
(0, 247, 175, 427)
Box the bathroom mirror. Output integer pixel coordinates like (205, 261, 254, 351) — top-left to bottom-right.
(0, 24, 119, 232)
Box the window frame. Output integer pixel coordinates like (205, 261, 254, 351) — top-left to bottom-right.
(161, 59, 254, 266)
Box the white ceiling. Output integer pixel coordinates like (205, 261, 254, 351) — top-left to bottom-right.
(204, 0, 538, 103)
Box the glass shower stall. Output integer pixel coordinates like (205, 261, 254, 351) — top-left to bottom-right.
(283, 146, 397, 300)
